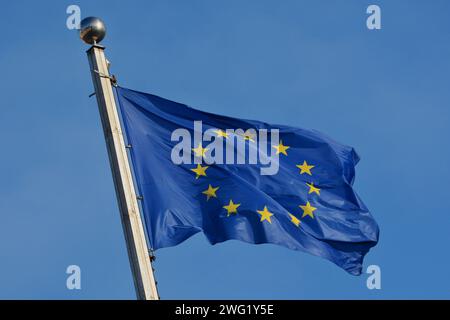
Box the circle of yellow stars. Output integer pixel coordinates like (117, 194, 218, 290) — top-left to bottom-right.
(189, 129, 320, 227)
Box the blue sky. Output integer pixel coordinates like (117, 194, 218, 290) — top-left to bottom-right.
(0, 0, 449, 299)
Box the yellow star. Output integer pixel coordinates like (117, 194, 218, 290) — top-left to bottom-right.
(214, 129, 229, 139)
(296, 161, 315, 176)
(223, 199, 241, 216)
(202, 184, 219, 201)
(239, 130, 256, 142)
(273, 140, 290, 156)
(257, 206, 274, 223)
(288, 213, 301, 227)
(192, 143, 209, 158)
(299, 201, 317, 219)
(190, 164, 209, 179)
(306, 182, 320, 195)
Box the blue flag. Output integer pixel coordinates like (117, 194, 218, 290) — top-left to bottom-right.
(116, 86, 379, 275)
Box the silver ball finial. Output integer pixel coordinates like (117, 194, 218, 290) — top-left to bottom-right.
(79, 17, 106, 45)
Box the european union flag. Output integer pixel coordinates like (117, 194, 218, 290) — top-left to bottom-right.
(116, 86, 379, 275)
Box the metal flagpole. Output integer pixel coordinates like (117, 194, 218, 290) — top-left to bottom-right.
(79, 17, 159, 300)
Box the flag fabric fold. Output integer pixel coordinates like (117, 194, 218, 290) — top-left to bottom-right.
(115, 86, 379, 275)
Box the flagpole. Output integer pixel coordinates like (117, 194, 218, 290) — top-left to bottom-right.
(79, 17, 159, 300)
